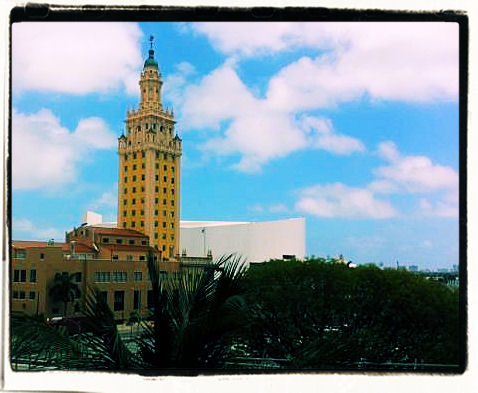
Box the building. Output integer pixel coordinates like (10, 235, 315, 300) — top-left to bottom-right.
(180, 218, 306, 264)
(117, 40, 181, 259)
(11, 226, 172, 321)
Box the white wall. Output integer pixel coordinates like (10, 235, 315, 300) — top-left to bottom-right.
(180, 218, 305, 263)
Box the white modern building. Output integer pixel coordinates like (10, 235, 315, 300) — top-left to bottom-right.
(81, 212, 306, 264)
(180, 218, 306, 263)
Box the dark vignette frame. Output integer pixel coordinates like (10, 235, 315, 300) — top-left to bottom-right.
(6, 4, 468, 377)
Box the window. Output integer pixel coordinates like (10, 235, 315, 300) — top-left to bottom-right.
(163, 187, 167, 194)
(142, 163, 145, 169)
(132, 210, 136, 216)
(171, 211, 175, 218)
(123, 222, 127, 228)
(155, 175, 159, 181)
(141, 198, 145, 204)
(134, 290, 141, 310)
(141, 210, 144, 216)
(162, 245, 166, 252)
(20, 270, 26, 282)
(124, 165, 128, 172)
(126, 255, 134, 261)
(141, 186, 145, 192)
(154, 221, 158, 227)
(112, 255, 119, 261)
(164, 165, 167, 170)
(112, 271, 127, 282)
(19, 291, 25, 300)
(132, 187, 136, 193)
(172, 189, 175, 195)
(162, 222, 166, 228)
(171, 234, 174, 241)
(163, 176, 167, 182)
(132, 222, 136, 227)
(156, 151, 159, 159)
(141, 221, 144, 227)
(124, 188, 127, 194)
(134, 271, 142, 281)
(171, 223, 175, 229)
(172, 166, 175, 172)
(114, 291, 125, 311)
(133, 175, 137, 182)
(74, 272, 82, 282)
(13, 270, 19, 282)
(145, 123, 149, 129)
(40, 253, 44, 260)
(155, 198, 159, 204)
(116, 239, 123, 244)
(123, 210, 127, 217)
(163, 199, 166, 205)
(147, 290, 154, 309)
(30, 269, 37, 283)
(125, 154, 129, 161)
(155, 163, 159, 169)
(163, 210, 166, 217)
(124, 177, 128, 183)
(155, 186, 159, 192)
(142, 174, 145, 181)
(103, 238, 109, 243)
(141, 240, 147, 245)
(164, 153, 167, 160)
(154, 233, 158, 239)
(133, 152, 137, 159)
(162, 234, 166, 240)
(139, 255, 146, 261)
(100, 291, 107, 304)
(123, 199, 127, 206)
(29, 291, 36, 300)
(155, 210, 158, 216)
(142, 151, 146, 158)
(172, 178, 175, 184)
(129, 240, 135, 245)
(133, 164, 137, 170)
(171, 200, 175, 206)
(13, 291, 18, 299)
(132, 198, 136, 205)
(94, 272, 110, 283)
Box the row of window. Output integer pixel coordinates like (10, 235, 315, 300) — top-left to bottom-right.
(124, 197, 176, 206)
(94, 271, 144, 283)
(124, 151, 175, 161)
(122, 208, 175, 217)
(122, 186, 177, 196)
(13, 269, 36, 283)
(111, 255, 146, 262)
(12, 290, 36, 300)
(123, 175, 175, 184)
(125, 164, 174, 172)
(101, 289, 156, 311)
(102, 237, 148, 246)
(54, 272, 82, 283)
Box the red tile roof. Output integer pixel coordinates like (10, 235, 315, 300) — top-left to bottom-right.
(61, 242, 96, 253)
(87, 226, 148, 238)
(12, 240, 65, 249)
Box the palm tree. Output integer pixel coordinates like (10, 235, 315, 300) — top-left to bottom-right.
(137, 253, 248, 370)
(48, 273, 81, 318)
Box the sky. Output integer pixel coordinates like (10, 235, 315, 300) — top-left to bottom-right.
(11, 21, 460, 270)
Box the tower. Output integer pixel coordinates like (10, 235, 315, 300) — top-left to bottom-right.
(118, 37, 182, 260)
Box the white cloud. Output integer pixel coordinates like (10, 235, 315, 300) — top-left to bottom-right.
(194, 22, 458, 103)
(295, 183, 398, 219)
(13, 22, 143, 95)
(419, 196, 458, 218)
(374, 141, 458, 193)
(248, 202, 290, 214)
(13, 218, 63, 241)
(178, 65, 364, 172)
(12, 108, 117, 190)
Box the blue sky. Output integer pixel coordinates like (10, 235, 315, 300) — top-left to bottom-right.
(11, 22, 459, 269)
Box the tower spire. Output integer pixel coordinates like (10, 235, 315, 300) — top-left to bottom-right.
(149, 35, 154, 50)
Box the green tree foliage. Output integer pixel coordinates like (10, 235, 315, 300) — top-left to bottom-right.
(241, 259, 459, 369)
(48, 273, 81, 317)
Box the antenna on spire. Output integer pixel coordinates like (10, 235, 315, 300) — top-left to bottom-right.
(149, 35, 154, 50)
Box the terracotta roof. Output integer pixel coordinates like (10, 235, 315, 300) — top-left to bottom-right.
(101, 244, 155, 252)
(12, 240, 65, 249)
(61, 242, 96, 253)
(87, 226, 148, 238)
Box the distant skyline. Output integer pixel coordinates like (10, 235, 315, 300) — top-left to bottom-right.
(11, 22, 460, 269)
